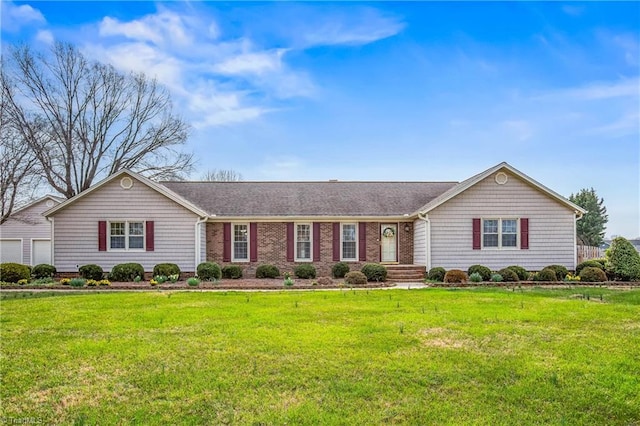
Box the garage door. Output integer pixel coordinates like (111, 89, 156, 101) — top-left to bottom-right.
(0, 240, 23, 263)
(32, 240, 51, 265)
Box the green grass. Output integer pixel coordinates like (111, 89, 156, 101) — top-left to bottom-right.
(1, 288, 639, 425)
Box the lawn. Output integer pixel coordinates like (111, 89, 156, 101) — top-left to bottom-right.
(1, 288, 639, 425)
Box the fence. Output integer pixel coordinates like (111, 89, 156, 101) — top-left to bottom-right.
(577, 245, 604, 264)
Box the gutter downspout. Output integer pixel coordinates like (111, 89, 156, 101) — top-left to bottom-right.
(417, 212, 431, 271)
(47, 217, 55, 267)
(574, 210, 584, 270)
(195, 217, 208, 271)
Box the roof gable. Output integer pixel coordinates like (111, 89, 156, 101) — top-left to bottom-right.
(44, 170, 208, 217)
(415, 162, 586, 216)
(8, 195, 64, 218)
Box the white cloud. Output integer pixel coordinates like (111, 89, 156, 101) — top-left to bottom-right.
(534, 78, 640, 101)
(35, 29, 54, 45)
(99, 11, 193, 47)
(294, 7, 405, 47)
(1, 1, 45, 32)
(214, 50, 286, 76)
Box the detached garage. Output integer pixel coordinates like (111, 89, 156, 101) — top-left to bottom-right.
(0, 196, 62, 266)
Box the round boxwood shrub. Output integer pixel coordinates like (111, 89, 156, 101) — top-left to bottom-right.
(545, 264, 569, 281)
(533, 268, 557, 282)
(222, 265, 243, 279)
(109, 263, 144, 282)
(506, 265, 529, 281)
(153, 263, 181, 279)
(0, 263, 31, 283)
(79, 264, 104, 280)
(467, 265, 491, 281)
(575, 260, 604, 276)
(444, 269, 467, 284)
(32, 263, 56, 279)
(294, 264, 316, 279)
(361, 263, 387, 282)
(606, 237, 640, 281)
(345, 271, 368, 285)
(491, 273, 503, 282)
(256, 264, 280, 279)
(427, 267, 446, 282)
(332, 262, 350, 278)
(579, 266, 607, 282)
(497, 268, 519, 282)
(197, 262, 221, 281)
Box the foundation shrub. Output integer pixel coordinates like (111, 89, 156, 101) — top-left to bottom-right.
(256, 264, 280, 279)
(467, 265, 491, 281)
(361, 263, 387, 282)
(444, 269, 467, 284)
(579, 267, 607, 282)
(197, 262, 221, 281)
(79, 264, 104, 280)
(109, 263, 144, 282)
(222, 265, 243, 279)
(427, 267, 446, 282)
(345, 271, 368, 285)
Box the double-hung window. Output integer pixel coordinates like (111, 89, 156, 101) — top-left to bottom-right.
(295, 224, 312, 261)
(232, 224, 249, 261)
(109, 221, 144, 250)
(483, 219, 517, 249)
(341, 223, 357, 261)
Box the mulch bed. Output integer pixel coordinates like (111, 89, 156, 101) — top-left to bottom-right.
(427, 281, 640, 288)
(0, 278, 395, 291)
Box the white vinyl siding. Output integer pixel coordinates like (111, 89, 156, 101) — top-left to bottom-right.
(295, 223, 312, 261)
(429, 172, 576, 270)
(341, 223, 357, 261)
(51, 176, 200, 272)
(413, 219, 427, 266)
(232, 223, 249, 262)
(0, 198, 56, 265)
(0, 240, 23, 263)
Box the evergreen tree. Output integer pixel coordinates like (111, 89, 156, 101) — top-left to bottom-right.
(569, 188, 608, 246)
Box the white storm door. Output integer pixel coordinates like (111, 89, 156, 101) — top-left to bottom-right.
(380, 224, 397, 262)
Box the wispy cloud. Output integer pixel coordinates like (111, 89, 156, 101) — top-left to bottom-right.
(533, 78, 640, 101)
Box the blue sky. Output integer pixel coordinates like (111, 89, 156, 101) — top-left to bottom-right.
(2, 1, 639, 237)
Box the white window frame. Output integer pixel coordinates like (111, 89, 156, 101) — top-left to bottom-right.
(482, 218, 519, 250)
(232, 222, 250, 262)
(108, 220, 145, 251)
(340, 223, 358, 261)
(294, 223, 313, 262)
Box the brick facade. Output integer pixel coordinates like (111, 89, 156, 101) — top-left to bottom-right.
(205, 221, 414, 278)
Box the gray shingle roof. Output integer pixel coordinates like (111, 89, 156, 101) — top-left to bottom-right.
(160, 181, 459, 217)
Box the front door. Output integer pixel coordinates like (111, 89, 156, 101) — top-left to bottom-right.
(380, 224, 397, 263)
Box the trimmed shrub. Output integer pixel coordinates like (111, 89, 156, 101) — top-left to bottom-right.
(361, 263, 387, 282)
(79, 264, 104, 280)
(579, 266, 607, 282)
(507, 265, 529, 281)
(332, 262, 350, 278)
(222, 265, 243, 279)
(467, 265, 491, 281)
(345, 271, 368, 285)
(533, 268, 557, 282)
(32, 264, 56, 279)
(187, 277, 200, 286)
(497, 268, 519, 282)
(427, 267, 446, 282)
(575, 260, 604, 276)
(294, 264, 316, 279)
(256, 264, 280, 279)
(0, 263, 31, 283)
(545, 265, 569, 281)
(491, 273, 503, 282)
(197, 262, 221, 281)
(606, 237, 640, 281)
(444, 269, 467, 284)
(317, 276, 333, 286)
(109, 263, 145, 282)
(153, 263, 181, 279)
(70, 278, 86, 287)
(469, 272, 483, 283)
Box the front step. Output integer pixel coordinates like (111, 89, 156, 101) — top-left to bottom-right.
(385, 265, 426, 282)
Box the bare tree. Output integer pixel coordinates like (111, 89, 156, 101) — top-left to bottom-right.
(0, 70, 41, 224)
(2, 42, 194, 198)
(201, 169, 243, 181)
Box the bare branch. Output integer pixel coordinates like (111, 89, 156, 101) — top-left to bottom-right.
(201, 169, 243, 182)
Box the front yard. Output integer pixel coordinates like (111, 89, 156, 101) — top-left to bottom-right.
(1, 288, 639, 424)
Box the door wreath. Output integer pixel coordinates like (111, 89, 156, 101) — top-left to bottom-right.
(382, 227, 395, 238)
